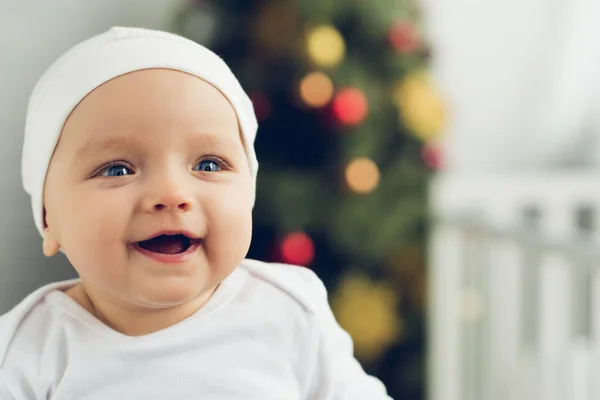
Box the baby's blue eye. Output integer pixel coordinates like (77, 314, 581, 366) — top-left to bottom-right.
(100, 165, 133, 177)
(194, 160, 221, 172)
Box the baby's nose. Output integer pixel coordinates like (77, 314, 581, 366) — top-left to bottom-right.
(152, 194, 192, 212)
(141, 177, 195, 213)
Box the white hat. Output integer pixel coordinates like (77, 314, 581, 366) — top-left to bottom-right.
(22, 26, 259, 238)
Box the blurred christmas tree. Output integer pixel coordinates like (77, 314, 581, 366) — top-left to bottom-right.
(175, 0, 445, 398)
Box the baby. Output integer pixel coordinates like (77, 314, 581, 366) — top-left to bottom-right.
(0, 27, 392, 399)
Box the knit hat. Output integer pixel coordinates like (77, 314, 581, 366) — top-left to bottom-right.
(21, 26, 259, 238)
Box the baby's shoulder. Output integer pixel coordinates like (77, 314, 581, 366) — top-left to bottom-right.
(0, 280, 75, 370)
(239, 259, 327, 315)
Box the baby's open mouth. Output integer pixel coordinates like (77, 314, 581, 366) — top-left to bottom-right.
(137, 234, 197, 255)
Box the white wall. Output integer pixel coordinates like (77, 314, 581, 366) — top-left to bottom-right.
(0, 0, 184, 313)
(421, 0, 600, 171)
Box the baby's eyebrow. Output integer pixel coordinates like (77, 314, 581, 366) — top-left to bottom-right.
(74, 131, 243, 160)
(75, 136, 138, 159)
(188, 133, 242, 150)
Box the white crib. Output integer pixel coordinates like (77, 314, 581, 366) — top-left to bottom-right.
(428, 172, 600, 400)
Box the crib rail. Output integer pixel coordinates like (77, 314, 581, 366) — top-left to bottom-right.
(428, 172, 600, 400)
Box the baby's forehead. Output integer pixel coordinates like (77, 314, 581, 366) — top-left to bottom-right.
(68, 69, 238, 119)
(58, 69, 243, 148)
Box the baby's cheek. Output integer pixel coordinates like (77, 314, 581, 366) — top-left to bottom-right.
(62, 209, 129, 287)
(64, 194, 125, 251)
(205, 186, 253, 264)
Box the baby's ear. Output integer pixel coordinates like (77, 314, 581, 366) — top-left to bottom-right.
(42, 208, 60, 257)
(42, 229, 60, 257)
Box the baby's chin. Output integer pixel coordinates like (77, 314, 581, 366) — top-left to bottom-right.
(131, 276, 219, 309)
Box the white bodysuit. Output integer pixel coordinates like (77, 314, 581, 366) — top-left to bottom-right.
(0, 259, 392, 399)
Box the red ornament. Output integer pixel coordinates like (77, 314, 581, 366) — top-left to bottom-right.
(331, 87, 369, 126)
(421, 142, 443, 170)
(280, 232, 315, 266)
(388, 21, 420, 54)
(249, 91, 271, 121)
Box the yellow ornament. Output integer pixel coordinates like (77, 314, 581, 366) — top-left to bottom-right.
(331, 274, 402, 362)
(306, 25, 345, 68)
(393, 70, 446, 142)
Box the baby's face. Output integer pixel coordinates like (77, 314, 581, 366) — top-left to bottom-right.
(43, 69, 253, 308)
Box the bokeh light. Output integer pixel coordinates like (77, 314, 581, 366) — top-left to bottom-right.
(299, 71, 334, 108)
(345, 157, 380, 194)
(280, 231, 315, 266)
(332, 87, 369, 126)
(306, 25, 345, 68)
